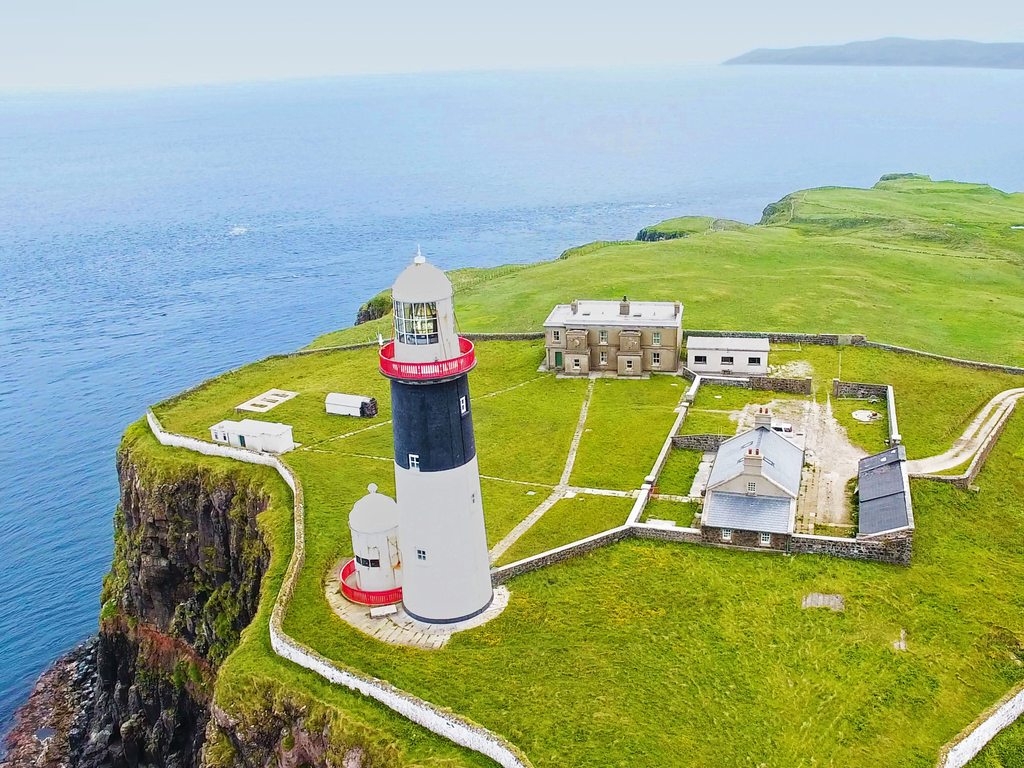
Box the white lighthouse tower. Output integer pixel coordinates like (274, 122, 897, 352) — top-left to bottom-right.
(378, 251, 493, 624)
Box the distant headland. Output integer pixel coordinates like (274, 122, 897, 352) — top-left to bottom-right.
(725, 37, 1024, 69)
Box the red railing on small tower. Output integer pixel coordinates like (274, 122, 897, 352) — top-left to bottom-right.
(379, 336, 476, 380)
(339, 559, 403, 607)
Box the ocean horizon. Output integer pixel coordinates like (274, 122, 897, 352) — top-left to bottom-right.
(1, 63, 1023, 732)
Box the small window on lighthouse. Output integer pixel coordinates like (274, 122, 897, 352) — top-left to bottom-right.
(369, 559, 380, 568)
(460, 396, 468, 415)
(408, 453, 420, 471)
(417, 549, 427, 561)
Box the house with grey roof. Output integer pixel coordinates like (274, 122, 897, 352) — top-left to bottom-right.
(700, 408, 804, 551)
(857, 446, 914, 538)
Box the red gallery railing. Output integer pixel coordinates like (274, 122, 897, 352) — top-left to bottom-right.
(379, 336, 476, 380)
(339, 558, 403, 607)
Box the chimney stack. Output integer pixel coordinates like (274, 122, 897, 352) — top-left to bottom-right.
(743, 448, 763, 475)
(619, 295, 630, 316)
(754, 407, 772, 429)
(571, 300, 579, 315)
(674, 300, 681, 318)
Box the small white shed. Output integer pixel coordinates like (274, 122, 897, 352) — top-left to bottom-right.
(348, 484, 402, 595)
(326, 393, 378, 418)
(687, 336, 770, 376)
(209, 419, 295, 454)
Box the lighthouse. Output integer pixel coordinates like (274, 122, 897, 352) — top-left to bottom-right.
(378, 251, 493, 624)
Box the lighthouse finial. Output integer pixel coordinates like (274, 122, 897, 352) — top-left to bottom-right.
(414, 245, 425, 265)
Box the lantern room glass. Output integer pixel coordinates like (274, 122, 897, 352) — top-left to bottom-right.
(393, 300, 439, 345)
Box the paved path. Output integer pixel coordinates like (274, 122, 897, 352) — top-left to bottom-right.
(906, 388, 1024, 475)
(326, 559, 510, 650)
(489, 377, 597, 563)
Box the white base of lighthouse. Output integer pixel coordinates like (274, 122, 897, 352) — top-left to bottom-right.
(395, 455, 493, 624)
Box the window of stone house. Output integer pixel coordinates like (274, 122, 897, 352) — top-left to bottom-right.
(749, 356, 761, 365)
(653, 332, 661, 346)
(747, 481, 756, 494)
(553, 330, 560, 342)
(572, 358, 581, 370)
(652, 351, 661, 367)
(694, 355, 707, 364)
(721, 356, 734, 365)
(722, 529, 733, 542)
(626, 359, 634, 371)
(600, 351, 608, 365)
(599, 330, 608, 343)
(760, 533, 771, 546)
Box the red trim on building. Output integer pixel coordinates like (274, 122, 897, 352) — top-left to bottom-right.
(379, 336, 476, 380)
(340, 558, 403, 606)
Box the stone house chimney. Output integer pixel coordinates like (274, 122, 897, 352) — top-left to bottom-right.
(743, 448, 763, 476)
(754, 407, 772, 429)
(674, 301, 681, 317)
(619, 296, 630, 316)
(571, 300, 579, 314)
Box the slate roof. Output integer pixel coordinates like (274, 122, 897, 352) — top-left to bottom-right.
(544, 300, 682, 328)
(706, 426, 804, 497)
(703, 492, 794, 534)
(858, 446, 913, 536)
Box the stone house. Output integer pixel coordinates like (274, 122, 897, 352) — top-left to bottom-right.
(700, 409, 803, 550)
(543, 298, 683, 376)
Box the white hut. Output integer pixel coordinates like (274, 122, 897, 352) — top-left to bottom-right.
(209, 419, 295, 454)
(348, 484, 402, 595)
(326, 393, 378, 418)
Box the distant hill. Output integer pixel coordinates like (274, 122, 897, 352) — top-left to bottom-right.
(725, 37, 1024, 69)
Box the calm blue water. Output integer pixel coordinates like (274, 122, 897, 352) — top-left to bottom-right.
(1, 65, 1022, 729)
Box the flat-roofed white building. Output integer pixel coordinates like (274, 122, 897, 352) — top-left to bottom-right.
(686, 336, 769, 376)
(209, 419, 295, 454)
(543, 297, 683, 377)
(326, 393, 379, 418)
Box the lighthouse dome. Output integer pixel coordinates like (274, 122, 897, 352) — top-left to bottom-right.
(392, 257, 452, 303)
(349, 483, 399, 534)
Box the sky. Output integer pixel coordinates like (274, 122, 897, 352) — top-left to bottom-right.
(2, 0, 1024, 91)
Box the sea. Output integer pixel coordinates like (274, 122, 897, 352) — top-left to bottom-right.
(1, 65, 1023, 729)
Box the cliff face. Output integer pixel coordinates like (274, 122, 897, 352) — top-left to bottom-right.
(3, 435, 271, 768)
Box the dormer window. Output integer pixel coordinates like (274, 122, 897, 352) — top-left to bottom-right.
(393, 301, 439, 345)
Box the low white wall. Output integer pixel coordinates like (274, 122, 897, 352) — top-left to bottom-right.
(145, 412, 531, 768)
(938, 684, 1024, 768)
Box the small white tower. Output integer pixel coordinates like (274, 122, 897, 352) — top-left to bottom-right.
(347, 483, 402, 595)
(379, 251, 493, 624)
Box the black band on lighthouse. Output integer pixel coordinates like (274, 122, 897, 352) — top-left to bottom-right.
(391, 375, 476, 472)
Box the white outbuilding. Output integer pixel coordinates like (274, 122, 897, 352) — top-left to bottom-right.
(347, 484, 402, 596)
(325, 393, 379, 418)
(209, 419, 295, 454)
(686, 336, 770, 376)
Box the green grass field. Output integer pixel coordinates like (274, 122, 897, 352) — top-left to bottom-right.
(653, 448, 703, 497)
(140, 175, 1024, 768)
(310, 177, 1024, 368)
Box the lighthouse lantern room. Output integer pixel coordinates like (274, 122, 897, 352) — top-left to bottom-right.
(378, 251, 494, 624)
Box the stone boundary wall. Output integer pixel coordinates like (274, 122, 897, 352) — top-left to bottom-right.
(833, 378, 889, 399)
(790, 530, 913, 567)
(144, 413, 533, 768)
(490, 526, 633, 585)
(672, 434, 729, 451)
(630, 524, 703, 544)
(699, 375, 750, 389)
(913, 401, 1017, 490)
(856, 340, 1024, 376)
(937, 682, 1024, 768)
(750, 376, 813, 395)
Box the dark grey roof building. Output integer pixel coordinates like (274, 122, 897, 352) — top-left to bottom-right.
(857, 446, 915, 537)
